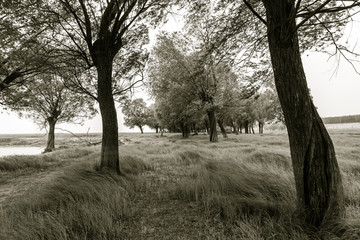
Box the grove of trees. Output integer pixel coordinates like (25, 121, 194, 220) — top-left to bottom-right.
(2, 0, 360, 232)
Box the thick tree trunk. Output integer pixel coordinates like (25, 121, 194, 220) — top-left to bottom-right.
(180, 121, 190, 138)
(217, 119, 228, 138)
(208, 109, 218, 142)
(155, 127, 159, 133)
(44, 118, 56, 152)
(263, 0, 344, 227)
(97, 57, 120, 174)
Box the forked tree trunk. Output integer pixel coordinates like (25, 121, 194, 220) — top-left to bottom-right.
(96, 56, 120, 175)
(44, 117, 56, 152)
(208, 109, 218, 142)
(218, 119, 228, 138)
(263, 0, 344, 227)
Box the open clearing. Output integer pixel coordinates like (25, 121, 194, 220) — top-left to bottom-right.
(0, 130, 359, 239)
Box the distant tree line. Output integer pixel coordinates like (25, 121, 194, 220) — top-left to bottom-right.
(323, 114, 360, 124)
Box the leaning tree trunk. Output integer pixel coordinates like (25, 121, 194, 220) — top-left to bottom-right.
(218, 119, 228, 138)
(44, 117, 56, 152)
(96, 56, 120, 175)
(208, 109, 218, 142)
(263, 0, 344, 228)
(139, 125, 144, 134)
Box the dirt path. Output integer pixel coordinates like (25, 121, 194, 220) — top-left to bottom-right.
(122, 160, 226, 239)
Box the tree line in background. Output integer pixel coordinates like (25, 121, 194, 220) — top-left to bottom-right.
(323, 114, 360, 124)
(1, 0, 360, 231)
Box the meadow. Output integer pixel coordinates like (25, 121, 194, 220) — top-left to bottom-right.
(0, 128, 359, 239)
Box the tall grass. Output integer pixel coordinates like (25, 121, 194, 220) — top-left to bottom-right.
(1, 132, 359, 239)
(0, 154, 152, 240)
(170, 143, 360, 239)
(0, 148, 94, 171)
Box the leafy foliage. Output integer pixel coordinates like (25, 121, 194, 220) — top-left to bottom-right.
(2, 74, 96, 129)
(122, 98, 149, 133)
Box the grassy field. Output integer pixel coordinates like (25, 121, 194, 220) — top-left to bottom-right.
(0, 129, 359, 239)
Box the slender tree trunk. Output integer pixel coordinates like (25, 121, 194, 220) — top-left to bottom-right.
(235, 126, 239, 135)
(44, 117, 56, 152)
(218, 119, 228, 138)
(155, 127, 159, 133)
(244, 120, 249, 134)
(208, 109, 218, 142)
(96, 57, 120, 174)
(160, 127, 164, 137)
(139, 125, 144, 134)
(263, 0, 344, 227)
(204, 119, 210, 135)
(259, 121, 264, 134)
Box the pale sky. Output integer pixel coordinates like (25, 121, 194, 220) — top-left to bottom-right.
(1, 11, 360, 134)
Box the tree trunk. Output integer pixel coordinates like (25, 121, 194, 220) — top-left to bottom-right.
(218, 119, 228, 138)
(139, 125, 144, 134)
(208, 109, 218, 142)
(263, 0, 344, 227)
(96, 57, 120, 175)
(44, 117, 56, 152)
(155, 127, 159, 133)
(244, 120, 249, 134)
(259, 121, 264, 134)
(180, 120, 190, 138)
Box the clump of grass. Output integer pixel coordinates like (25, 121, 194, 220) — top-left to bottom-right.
(0, 155, 57, 171)
(170, 156, 313, 239)
(0, 148, 96, 171)
(119, 155, 153, 175)
(173, 159, 296, 220)
(0, 164, 137, 240)
(245, 150, 291, 170)
(177, 150, 208, 166)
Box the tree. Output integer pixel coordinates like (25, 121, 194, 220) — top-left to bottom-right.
(243, 0, 360, 228)
(3, 74, 96, 152)
(43, 0, 172, 174)
(122, 98, 148, 134)
(145, 104, 161, 133)
(185, 0, 360, 229)
(0, 1, 54, 93)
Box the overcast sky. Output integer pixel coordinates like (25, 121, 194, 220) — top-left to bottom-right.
(1, 11, 360, 134)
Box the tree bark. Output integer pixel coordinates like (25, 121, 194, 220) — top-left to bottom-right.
(208, 109, 218, 142)
(44, 117, 56, 152)
(262, 0, 344, 227)
(96, 54, 120, 174)
(218, 119, 228, 138)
